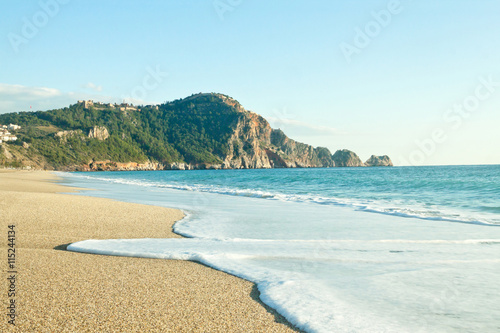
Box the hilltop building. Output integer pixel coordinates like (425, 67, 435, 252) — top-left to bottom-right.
(118, 103, 138, 111)
(77, 100, 95, 109)
(76, 100, 137, 111)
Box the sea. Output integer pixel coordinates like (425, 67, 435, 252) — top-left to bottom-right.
(59, 165, 500, 333)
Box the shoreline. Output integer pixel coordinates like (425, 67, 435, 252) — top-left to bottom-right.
(0, 170, 300, 332)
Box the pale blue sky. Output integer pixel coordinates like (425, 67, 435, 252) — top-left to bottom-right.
(1, 0, 499, 165)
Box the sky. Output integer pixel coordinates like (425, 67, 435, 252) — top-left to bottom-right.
(1, 0, 499, 166)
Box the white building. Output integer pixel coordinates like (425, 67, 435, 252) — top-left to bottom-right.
(8, 124, 21, 130)
(0, 131, 18, 142)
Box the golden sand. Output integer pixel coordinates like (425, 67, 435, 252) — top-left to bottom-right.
(0, 170, 300, 332)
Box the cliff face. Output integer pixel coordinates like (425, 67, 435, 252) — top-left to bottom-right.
(365, 155, 393, 167)
(269, 129, 335, 168)
(222, 111, 273, 169)
(332, 149, 365, 167)
(220, 104, 334, 169)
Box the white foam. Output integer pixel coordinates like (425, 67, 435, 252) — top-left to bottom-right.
(60, 171, 500, 332)
(67, 235, 500, 333)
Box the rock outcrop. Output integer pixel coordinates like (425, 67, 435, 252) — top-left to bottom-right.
(82, 160, 164, 171)
(167, 162, 190, 170)
(332, 149, 365, 167)
(365, 155, 393, 167)
(88, 126, 109, 140)
(55, 130, 83, 141)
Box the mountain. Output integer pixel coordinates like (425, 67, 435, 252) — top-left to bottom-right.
(0, 93, 392, 170)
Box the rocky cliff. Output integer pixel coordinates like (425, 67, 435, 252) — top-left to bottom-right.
(221, 108, 334, 169)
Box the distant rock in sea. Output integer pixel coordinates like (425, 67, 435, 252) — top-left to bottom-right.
(364, 155, 393, 167)
(332, 149, 365, 167)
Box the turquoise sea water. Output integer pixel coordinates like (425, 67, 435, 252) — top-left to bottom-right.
(61, 165, 500, 332)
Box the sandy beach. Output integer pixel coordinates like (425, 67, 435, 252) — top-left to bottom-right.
(0, 170, 299, 332)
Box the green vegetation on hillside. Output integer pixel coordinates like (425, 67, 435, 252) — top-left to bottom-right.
(0, 94, 242, 169)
